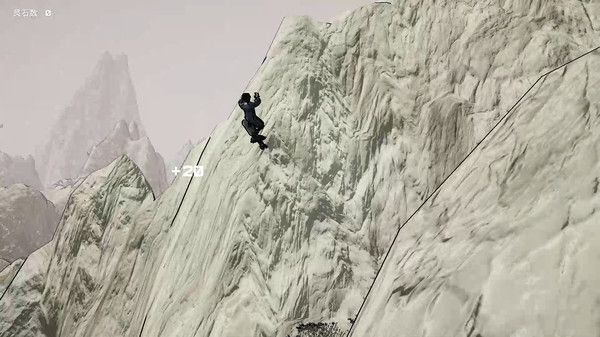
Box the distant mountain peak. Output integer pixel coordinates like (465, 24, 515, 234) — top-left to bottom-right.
(82, 119, 168, 195)
(35, 52, 147, 188)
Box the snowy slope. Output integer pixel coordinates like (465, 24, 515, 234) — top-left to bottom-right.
(35, 52, 147, 188)
(1, 1, 600, 337)
(0, 155, 154, 336)
(350, 47, 600, 337)
(117, 3, 598, 336)
(0, 151, 42, 189)
(82, 120, 168, 195)
(0, 184, 59, 262)
(0, 244, 52, 335)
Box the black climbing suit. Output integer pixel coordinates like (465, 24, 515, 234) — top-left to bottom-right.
(238, 97, 264, 137)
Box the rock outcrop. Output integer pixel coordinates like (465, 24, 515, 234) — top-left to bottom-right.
(0, 151, 42, 189)
(0, 184, 59, 263)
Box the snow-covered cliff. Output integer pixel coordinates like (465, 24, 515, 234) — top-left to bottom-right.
(350, 44, 600, 337)
(1, 1, 599, 337)
(0, 155, 154, 336)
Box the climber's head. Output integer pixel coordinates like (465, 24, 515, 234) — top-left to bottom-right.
(241, 92, 251, 102)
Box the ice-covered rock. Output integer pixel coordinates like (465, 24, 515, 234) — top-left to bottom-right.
(35, 52, 147, 188)
(0, 151, 42, 189)
(0, 155, 154, 336)
(0, 184, 59, 263)
(82, 120, 168, 195)
(0, 246, 52, 335)
(350, 46, 600, 337)
(1, 1, 600, 337)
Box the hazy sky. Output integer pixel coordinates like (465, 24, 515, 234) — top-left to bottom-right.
(0, 0, 372, 159)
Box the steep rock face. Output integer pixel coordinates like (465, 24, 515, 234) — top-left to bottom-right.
(0, 155, 154, 336)
(350, 50, 600, 337)
(0, 184, 59, 262)
(82, 120, 168, 195)
(0, 250, 49, 335)
(1, 1, 599, 337)
(123, 2, 596, 336)
(0, 151, 42, 189)
(35, 52, 146, 188)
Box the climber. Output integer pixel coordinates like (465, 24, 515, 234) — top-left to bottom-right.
(238, 92, 268, 149)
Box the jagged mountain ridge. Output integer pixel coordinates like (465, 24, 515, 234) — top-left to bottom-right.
(83, 119, 168, 195)
(0, 156, 154, 336)
(1, 1, 599, 336)
(35, 52, 155, 189)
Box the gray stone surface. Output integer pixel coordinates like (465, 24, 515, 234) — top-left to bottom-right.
(0, 151, 42, 189)
(0, 184, 59, 263)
